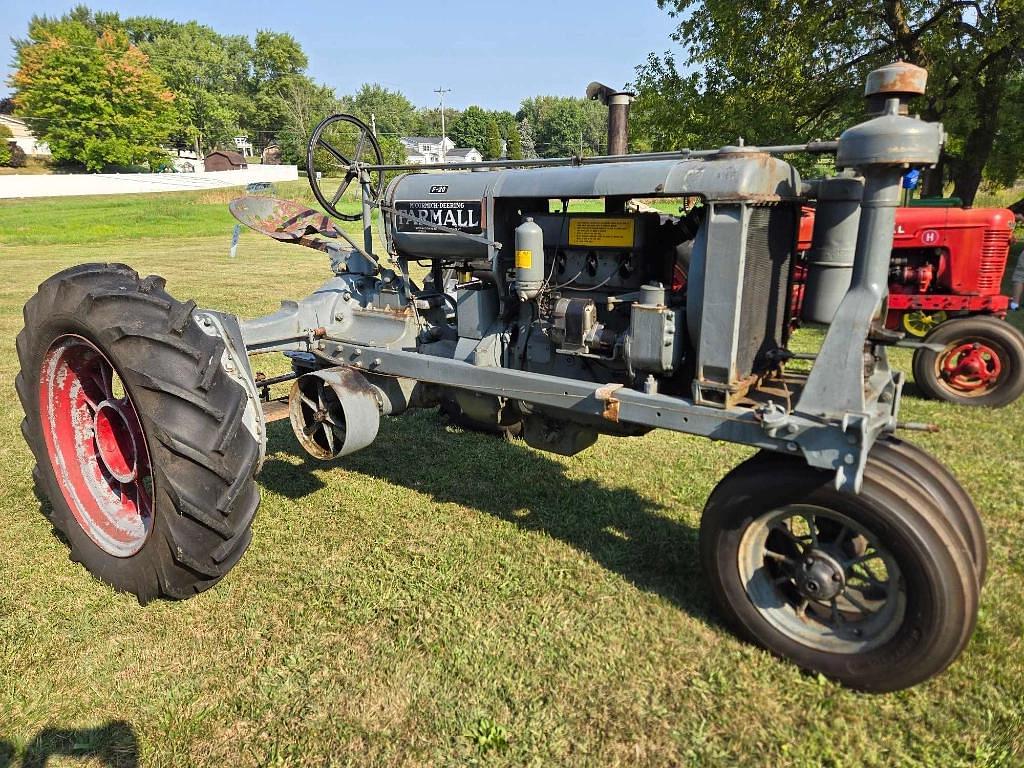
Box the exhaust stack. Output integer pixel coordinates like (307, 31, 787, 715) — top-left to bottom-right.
(587, 81, 636, 156)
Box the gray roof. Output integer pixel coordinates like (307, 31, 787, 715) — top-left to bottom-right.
(445, 147, 480, 158)
(401, 136, 444, 145)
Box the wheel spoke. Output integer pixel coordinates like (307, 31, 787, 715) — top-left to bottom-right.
(831, 524, 849, 547)
(321, 421, 335, 454)
(300, 393, 319, 412)
(770, 523, 807, 552)
(352, 130, 367, 165)
(846, 550, 878, 568)
(764, 549, 796, 567)
(330, 175, 354, 206)
(319, 138, 350, 166)
(829, 597, 842, 625)
(857, 560, 885, 585)
(842, 589, 875, 615)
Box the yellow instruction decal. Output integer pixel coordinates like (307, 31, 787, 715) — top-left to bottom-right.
(516, 249, 532, 268)
(568, 218, 635, 248)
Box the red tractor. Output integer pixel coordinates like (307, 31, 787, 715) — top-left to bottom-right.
(796, 205, 1024, 406)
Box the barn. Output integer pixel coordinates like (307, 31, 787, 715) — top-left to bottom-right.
(204, 150, 247, 172)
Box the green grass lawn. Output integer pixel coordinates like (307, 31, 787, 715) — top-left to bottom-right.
(0, 187, 1022, 767)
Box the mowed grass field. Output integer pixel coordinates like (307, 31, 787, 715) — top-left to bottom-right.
(0, 185, 1022, 767)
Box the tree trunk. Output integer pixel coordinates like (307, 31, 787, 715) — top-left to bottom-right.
(921, 156, 946, 197)
(951, 59, 1010, 206)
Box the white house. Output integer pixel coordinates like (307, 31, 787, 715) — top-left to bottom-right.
(399, 135, 481, 165)
(445, 147, 484, 163)
(0, 115, 50, 156)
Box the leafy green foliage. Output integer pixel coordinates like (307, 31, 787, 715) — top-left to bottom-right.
(0, 125, 12, 167)
(410, 106, 461, 138)
(339, 83, 417, 137)
(449, 105, 491, 152)
(275, 77, 339, 168)
(634, 0, 1024, 204)
(12, 19, 175, 171)
(507, 127, 523, 160)
(463, 717, 510, 755)
(13, 8, 336, 166)
(518, 96, 606, 157)
(485, 118, 503, 160)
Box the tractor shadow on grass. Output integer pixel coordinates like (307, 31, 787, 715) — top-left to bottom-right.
(0, 720, 138, 767)
(260, 411, 715, 622)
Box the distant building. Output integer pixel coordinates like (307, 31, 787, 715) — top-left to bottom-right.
(233, 135, 253, 157)
(0, 115, 50, 156)
(261, 143, 282, 165)
(204, 150, 247, 172)
(445, 147, 484, 163)
(399, 136, 481, 165)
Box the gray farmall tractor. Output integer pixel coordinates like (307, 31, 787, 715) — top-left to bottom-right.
(18, 63, 986, 692)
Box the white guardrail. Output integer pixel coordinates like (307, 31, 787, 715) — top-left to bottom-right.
(0, 164, 299, 199)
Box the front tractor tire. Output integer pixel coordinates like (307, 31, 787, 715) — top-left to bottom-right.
(16, 264, 261, 603)
(700, 449, 980, 692)
(912, 315, 1024, 407)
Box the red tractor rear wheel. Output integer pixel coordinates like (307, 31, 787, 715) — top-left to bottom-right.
(17, 264, 261, 602)
(912, 316, 1024, 407)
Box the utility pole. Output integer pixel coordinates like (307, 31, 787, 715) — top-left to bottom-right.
(434, 86, 451, 162)
(370, 113, 377, 136)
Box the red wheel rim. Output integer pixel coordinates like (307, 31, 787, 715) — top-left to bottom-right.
(936, 340, 1003, 395)
(38, 335, 153, 556)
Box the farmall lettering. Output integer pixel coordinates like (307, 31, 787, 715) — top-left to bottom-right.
(395, 200, 482, 234)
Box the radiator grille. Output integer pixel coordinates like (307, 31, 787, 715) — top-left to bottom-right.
(978, 229, 1010, 293)
(737, 206, 795, 377)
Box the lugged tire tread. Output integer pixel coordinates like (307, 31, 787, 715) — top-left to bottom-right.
(129, 369, 227, 421)
(109, 325, 202, 362)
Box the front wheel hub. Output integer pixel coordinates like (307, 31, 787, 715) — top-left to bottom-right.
(795, 549, 845, 601)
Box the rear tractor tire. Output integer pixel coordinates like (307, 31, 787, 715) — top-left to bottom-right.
(16, 264, 261, 603)
(699, 447, 981, 692)
(912, 315, 1024, 407)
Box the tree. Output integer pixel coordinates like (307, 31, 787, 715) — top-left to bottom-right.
(507, 127, 524, 160)
(12, 18, 175, 170)
(252, 31, 306, 87)
(0, 125, 12, 166)
(412, 107, 461, 137)
(484, 118, 503, 159)
(449, 105, 490, 150)
(277, 75, 338, 167)
(136, 21, 252, 154)
(490, 110, 517, 139)
(339, 84, 416, 137)
(634, 0, 1024, 205)
(518, 96, 606, 157)
(517, 117, 538, 158)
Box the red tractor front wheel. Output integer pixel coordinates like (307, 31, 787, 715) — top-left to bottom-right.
(912, 316, 1024, 407)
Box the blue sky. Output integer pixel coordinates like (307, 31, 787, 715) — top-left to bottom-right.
(2, 1, 679, 110)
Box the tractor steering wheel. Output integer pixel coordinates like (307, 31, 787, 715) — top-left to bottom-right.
(306, 113, 384, 221)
